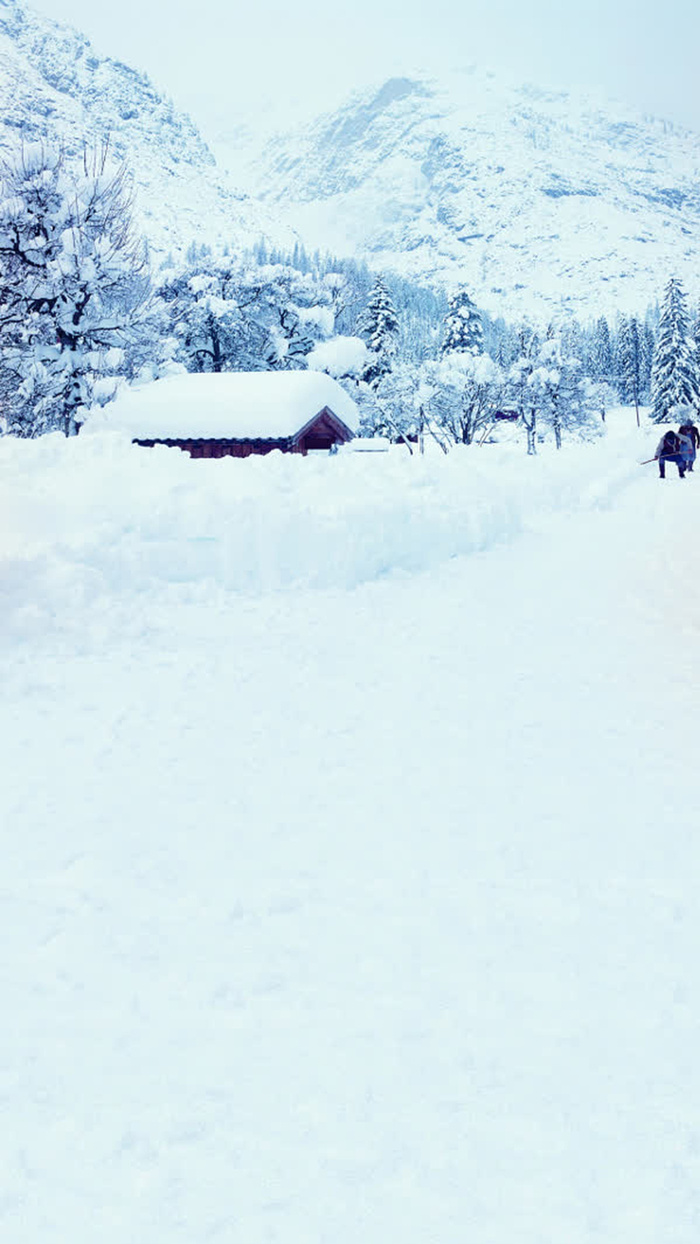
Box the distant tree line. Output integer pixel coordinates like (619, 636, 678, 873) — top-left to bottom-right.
(2, 140, 699, 448)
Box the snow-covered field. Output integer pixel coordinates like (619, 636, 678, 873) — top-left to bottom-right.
(2, 411, 700, 1243)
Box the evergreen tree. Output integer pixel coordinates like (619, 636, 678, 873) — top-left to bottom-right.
(641, 318, 656, 401)
(592, 316, 614, 385)
(651, 277, 700, 422)
(357, 276, 399, 386)
(617, 315, 643, 424)
(440, 288, 483, 356)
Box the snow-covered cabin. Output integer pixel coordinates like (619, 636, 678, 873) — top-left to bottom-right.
(84, 371, 359, 458)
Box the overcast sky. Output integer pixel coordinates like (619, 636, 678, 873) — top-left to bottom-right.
(31, 0, 700, 139)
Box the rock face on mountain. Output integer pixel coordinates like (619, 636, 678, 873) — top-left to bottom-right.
(0, 0, 285, 258)
(241, 69, 700, 318)
(3, 1, 699, 320)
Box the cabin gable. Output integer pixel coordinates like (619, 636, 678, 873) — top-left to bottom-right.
(292, 406, 355, 454)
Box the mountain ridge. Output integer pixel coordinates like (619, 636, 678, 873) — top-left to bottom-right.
(2, 1, 700, 321)
(233, 68, 700, 318)
(0, 0, 291, 259)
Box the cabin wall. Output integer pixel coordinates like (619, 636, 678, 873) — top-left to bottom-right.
(133, 411, 353, 459)
(134, 439, 293, 458)
(297, 432, 336, 453)
(184, 441, 287, 459)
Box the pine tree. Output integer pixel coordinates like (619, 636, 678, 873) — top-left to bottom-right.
(592, 316, 614, 385)
(650, 277, 700, 422)
(641, 318, 656, 401)
(440, 288, 483, 356)
(618, 315, 643, 425)
(357, 276, 399, 387)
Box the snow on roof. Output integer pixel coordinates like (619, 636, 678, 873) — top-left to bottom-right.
(84, 371, 360, 440)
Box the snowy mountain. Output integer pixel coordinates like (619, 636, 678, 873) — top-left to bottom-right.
(3, 0, 700, 320)
(235, 69, 700, 319)
(0, 0, 291, 258)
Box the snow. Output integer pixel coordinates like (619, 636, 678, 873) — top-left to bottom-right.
(306, 334, 370, 378)
(440, 348, 500, 384)
(238, 69, 700, 319)
(346, 434, 390, 452)
(82, 370, 360, 441)
(0, 2, 296, 266)
(2, 408, 700, 1243)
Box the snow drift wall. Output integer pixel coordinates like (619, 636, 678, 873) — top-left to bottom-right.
(0, 421, 652, 638)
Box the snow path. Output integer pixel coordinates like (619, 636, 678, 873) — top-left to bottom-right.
(2, 446, 700, 1242)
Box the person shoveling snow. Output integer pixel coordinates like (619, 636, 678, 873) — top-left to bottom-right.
(677, 410, 700, 474)
(654, 429, 687, 479)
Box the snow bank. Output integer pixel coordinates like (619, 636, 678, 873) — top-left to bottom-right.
(1, 412, 657, 633)
(4, 404, 700, 1244)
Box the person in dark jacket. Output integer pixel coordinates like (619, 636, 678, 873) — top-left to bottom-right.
(678, 419, 700, 471)
(677, 429, 694, 472)
(655, 429, 686, 478)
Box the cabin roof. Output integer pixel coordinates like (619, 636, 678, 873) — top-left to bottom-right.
(85, 371, 360, 441)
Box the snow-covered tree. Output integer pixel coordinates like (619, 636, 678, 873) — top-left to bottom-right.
(0, 143, 149, 436)
(430, 349, 503, 445)
(507, 325, 540, 454)
(424, 288, 501, 444)
(159, 262, 253, 373)
(527, 328, 599, 450)
(650, 277, 699, 422)
(592, 316, 614, 385)
(585, 378, 617, 425)
(357, 276, 399, 387)
(641, 317, 656, 399)
(158, 258, 336, 375)
(530, 332, 565, 449)
(440, 288, 484, 357)
(617, 315, 643, 424)
(120, 291, 184, 387)
(357, 359, 429, 444)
